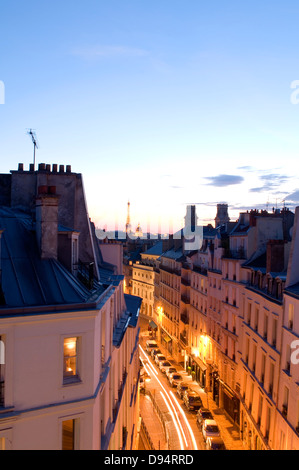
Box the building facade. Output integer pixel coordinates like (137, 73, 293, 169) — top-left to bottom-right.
(149, 204, 299, 449)
(0, 163, 141, 450)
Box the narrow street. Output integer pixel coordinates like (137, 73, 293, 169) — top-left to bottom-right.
(138, 316, 206, 451)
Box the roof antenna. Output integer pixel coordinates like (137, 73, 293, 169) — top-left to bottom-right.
(27, 129, 39, 170)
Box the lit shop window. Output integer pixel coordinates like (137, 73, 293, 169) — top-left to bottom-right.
(63, 337, 80, 382)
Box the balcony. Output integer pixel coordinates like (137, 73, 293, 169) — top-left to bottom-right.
(180, 312, 189, 325)
(112, 369, 128, 424)
(282, 404, 288, 418)
(180, 333, 188, 347)
(160, 265, 180, 276)
(181, 295, 190, 305)
(192, 265, 208, 276)
(223, 247, 247, 260)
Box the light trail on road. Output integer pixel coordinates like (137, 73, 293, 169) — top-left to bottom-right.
(139, 344, 198, 450)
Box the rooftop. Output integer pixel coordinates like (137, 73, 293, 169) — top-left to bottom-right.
(0, 207, 94, 311)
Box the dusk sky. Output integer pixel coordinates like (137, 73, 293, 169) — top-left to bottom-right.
(1, 1, 299, 233)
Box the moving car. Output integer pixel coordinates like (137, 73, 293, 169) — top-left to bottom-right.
(165, 367, 177, 379)
(206, 437, 226, 450)
(146, 340, 158, 354)
(159, 360, 172, 373)
(176, 382, 190, 399)
(183, 390, 203, 411)
(155, 354, 166, 365)
(169, 373, 183, 387)
(202, 419, 221, 441)
(196, 408, 213, 426)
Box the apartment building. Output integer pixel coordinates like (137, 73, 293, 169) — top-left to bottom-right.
(274, 207, 299, 450)
(149, 203, 299, 449)
(0, 163, 141, 450)
(131, 242, 163, 318)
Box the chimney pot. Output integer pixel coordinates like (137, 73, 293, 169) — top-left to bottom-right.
(59, 165, 65, 173)
(18, 163, 24, 171)
(52, 164, 58, 172)
(46, 164, 51, 171)
(66, 165, 72, 173)
(29, 163, 35, 172)
(38, 163, 46, 171)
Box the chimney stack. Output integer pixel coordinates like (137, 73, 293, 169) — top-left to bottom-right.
(35, 186, 59, 259)
(215, 204, 230, 228)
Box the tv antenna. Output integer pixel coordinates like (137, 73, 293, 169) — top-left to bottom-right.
(27, 129, 39, 170)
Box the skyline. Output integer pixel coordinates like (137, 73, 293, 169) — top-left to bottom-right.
(1, 1, 299, 232)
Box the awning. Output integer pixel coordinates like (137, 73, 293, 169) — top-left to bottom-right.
(162, 333, 172, 343)
(193, 356, 207, 371)
(149, 320, 158, 329)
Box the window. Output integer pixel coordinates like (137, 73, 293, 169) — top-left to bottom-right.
(0, 336, 4, 365)
(272, 318, 278, 347)
(282, 386, 289, 417)
(263, 313, 268, 340)
(269, 363, 274, 395)
(62, 418, 80, 450)
(247, 302, 252, 324)
(0, 335, 4, 408)
(261, 354, 266, 385)
(0, 437, 5, 450)
(288, 304, 294, 330)
(63, 337, 80, 383)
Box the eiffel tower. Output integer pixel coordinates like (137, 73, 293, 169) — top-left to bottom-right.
(125, 201, 132, 236)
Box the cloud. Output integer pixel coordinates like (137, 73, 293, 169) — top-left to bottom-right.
(72, 45, 149, 60)
(285, 189, 299, 204)
(204, 174, 244, 187)
(237, 165, 255, 171)
(249, 173, 291, 193)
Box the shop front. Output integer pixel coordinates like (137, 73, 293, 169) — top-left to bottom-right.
(220, 381, 240, 425)
(186, 355, 207, 389)
(160, 329, 173, 355)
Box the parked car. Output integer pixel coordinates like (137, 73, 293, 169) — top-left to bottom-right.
(151, 348, 161, 359)
(202, 419, 221, 441)
(176, 382, 190, 399)
(206, 437, 226, 450)
(166, 367, 177, 380)
(146, 340, 158, 354)
(196, 408, 213, 426)
(169, 373, 183, 387)
(183, 390, 203, 411)
(155, 354, 166, 365)
(159, 360, 172, 373)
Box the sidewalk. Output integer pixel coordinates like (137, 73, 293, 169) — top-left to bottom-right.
(140, 331, 244, 451)
(139, 391, 169, 450)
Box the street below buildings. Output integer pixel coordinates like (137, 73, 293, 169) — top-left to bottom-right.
(138, 315, 244, 451)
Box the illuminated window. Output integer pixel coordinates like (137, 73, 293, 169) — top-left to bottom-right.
(0, 437, 5, 450)
(288, 304, 294, 330)
(63, 337, 80, 382)
(62, 418, 80, 450)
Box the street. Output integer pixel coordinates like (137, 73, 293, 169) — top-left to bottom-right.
(139, 317, 207, 451)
